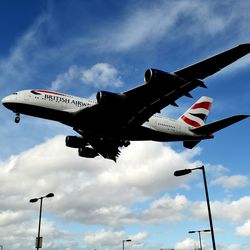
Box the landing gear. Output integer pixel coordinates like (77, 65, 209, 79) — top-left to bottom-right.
(15, 113, 20, 123)
(119, 140, 130, 147)
(123, 140, 130, 147)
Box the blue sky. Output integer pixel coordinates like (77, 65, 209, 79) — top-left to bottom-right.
(0, 0, 250, 249)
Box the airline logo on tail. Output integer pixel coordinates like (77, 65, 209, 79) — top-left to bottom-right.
(179, 96, 213, 128)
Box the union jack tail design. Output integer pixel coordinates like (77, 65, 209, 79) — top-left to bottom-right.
(178, 96, 213, 128)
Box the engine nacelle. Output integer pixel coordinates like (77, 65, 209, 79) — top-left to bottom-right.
(78, 147, 99, 158)
(96, 91, 126, 105)
(144, 68, 176, 84)
(65, 136, 88, 148)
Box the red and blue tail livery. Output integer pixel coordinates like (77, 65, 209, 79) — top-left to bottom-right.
(179, 96, 213, 128)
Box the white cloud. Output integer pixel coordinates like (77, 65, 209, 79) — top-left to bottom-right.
(83, 230, 146, 249)
(84, 230, 124, 247)
(131, 231, 148, 243)
(3, 134, 250, 249)
(0, 135, 200, 249)
(98, 0, 229, 51)
(174, 238, 197, 250)
(211, 175, 249, 189)
(236, 220, 250, 237)
(0, 218, 76, 250)
(191, 196, 250, 222)
(0, 210, 28, 227)
(139, 194, 189, 223)
(0, 127, 249, 249)
(220, 244, 242, 250)
(50, 65, 82, 91)
(81, 63, 123, 88)
(51, 63, 123, 91)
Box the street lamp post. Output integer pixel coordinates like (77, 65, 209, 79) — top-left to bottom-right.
(189, 229, 211, 250)
(174, 165, 216, 250)
(30, 193, 54, 249)
(122, 239, 132, 250)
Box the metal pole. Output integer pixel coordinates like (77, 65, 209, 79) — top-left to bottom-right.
(201, 166, 216, 250)
(198, 231, 202, 250)
(30, 193, 54, 249)
(37, 197, 43, 250)
(189, 230, 208, 250)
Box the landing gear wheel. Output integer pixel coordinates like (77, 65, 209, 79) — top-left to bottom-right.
(15, 114, 20, 123)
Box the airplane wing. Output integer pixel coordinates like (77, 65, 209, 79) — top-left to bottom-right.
(174, 43, 250, 80)
(122, 43, 250, 128)
(73, 44, 250, 160)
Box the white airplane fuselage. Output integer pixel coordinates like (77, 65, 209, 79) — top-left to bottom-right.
(2, 90, 208, 142)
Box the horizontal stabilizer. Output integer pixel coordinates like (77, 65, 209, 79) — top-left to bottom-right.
(183, 140, 201, 149)
(191, 115, 249, 135)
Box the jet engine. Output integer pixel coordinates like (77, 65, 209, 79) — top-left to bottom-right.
(96, 91, 126, 105)
(78, 147, 99, 158)
(144, 68, 179, 84)
(65, 136, 88, 148)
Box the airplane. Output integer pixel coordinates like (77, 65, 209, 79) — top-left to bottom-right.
(2, 43, 250, 161)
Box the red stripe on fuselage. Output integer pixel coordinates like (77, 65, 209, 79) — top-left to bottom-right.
(192, 101, 211, 110)
(33, 90, 66, 96)
(181, 115, 201, 127)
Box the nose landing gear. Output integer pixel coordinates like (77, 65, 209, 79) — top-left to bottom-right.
(15, 113, 20, 123)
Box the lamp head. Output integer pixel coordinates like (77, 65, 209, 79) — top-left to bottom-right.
(174, 169, 192, 176)
(46, 193, 54, 198)
(29, 198, 38, 203)
(124, 239, 132, 242)
(203, 229, 211, 232)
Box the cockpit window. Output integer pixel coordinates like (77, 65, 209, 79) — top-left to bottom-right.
(31, 90, 42, 95)
(12, 92, 18, 95)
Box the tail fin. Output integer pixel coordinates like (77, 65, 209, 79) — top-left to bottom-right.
(178, 96, 213, 128)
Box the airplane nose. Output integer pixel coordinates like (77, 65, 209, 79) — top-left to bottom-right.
(2, 96, 9, 107)
(2, 94, 16, 109)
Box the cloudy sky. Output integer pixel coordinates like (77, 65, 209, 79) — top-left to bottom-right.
(0, 0, 250, 249)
